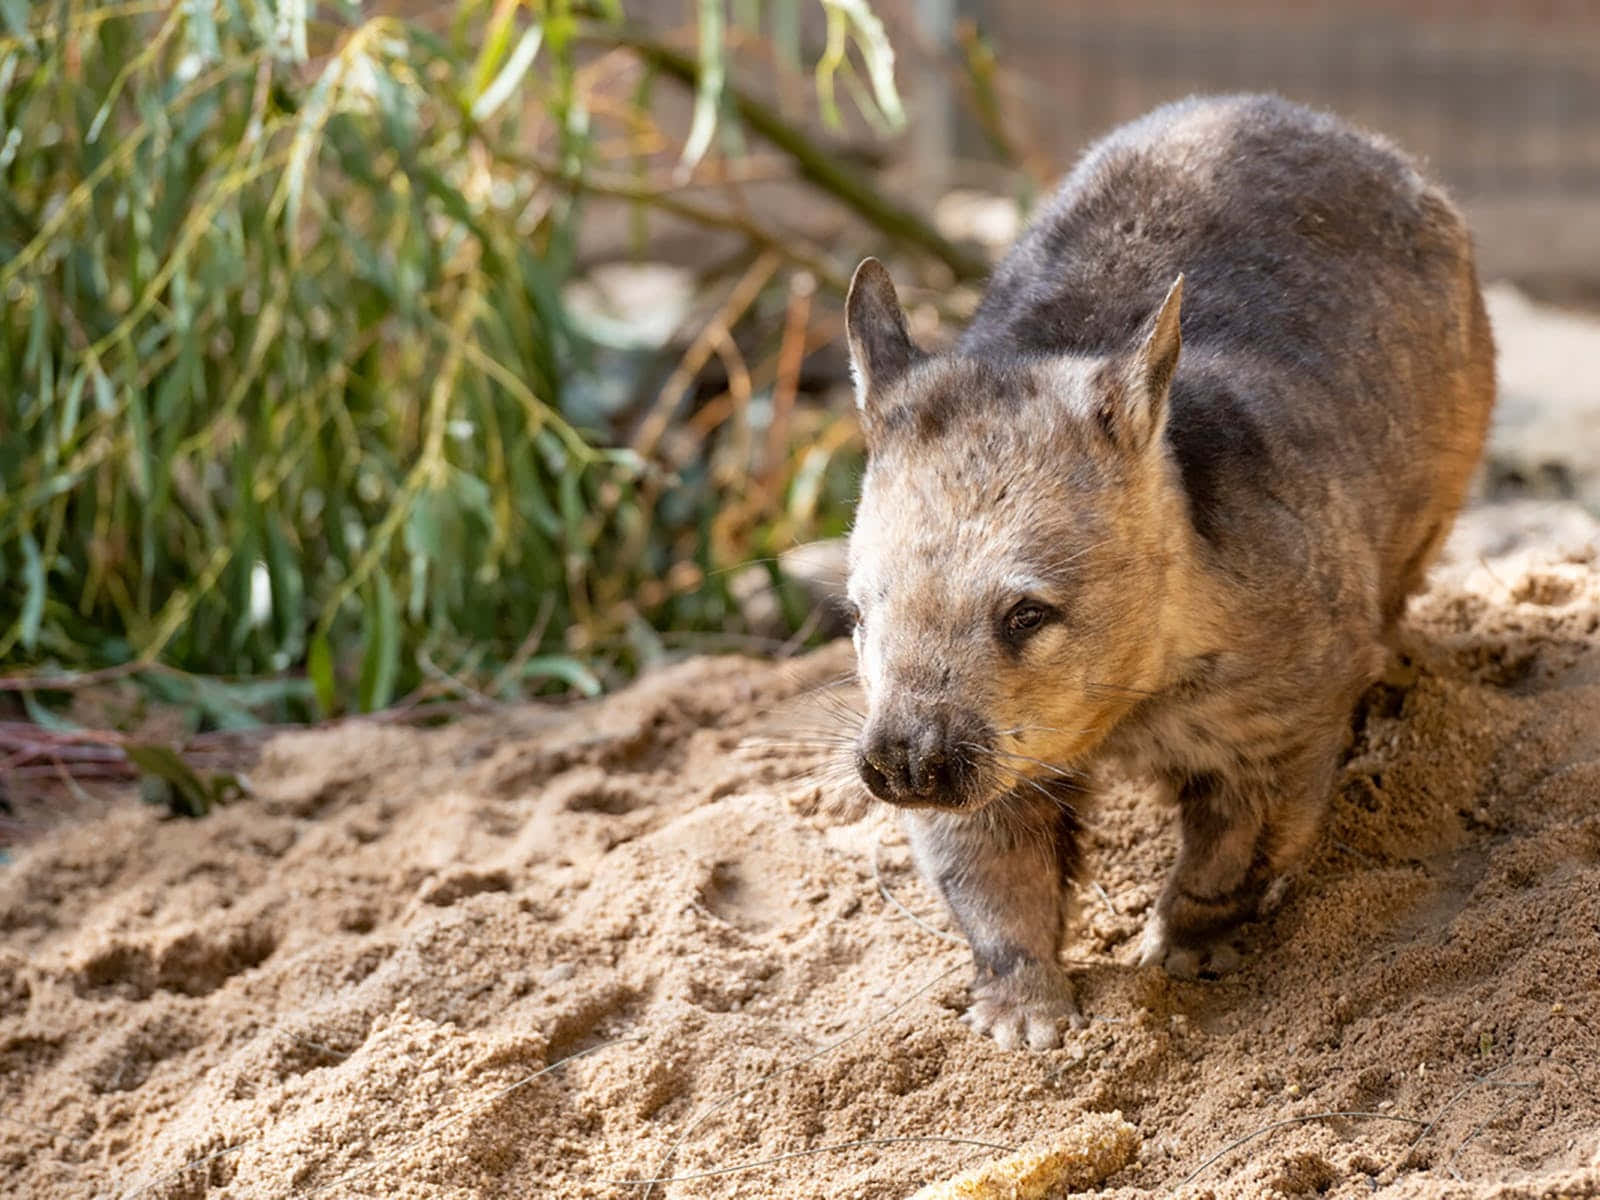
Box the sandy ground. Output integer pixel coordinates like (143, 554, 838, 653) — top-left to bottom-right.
(3, 501, 1600, 1200)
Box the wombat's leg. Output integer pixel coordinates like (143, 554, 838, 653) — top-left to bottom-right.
(1253, 742, 1341, 914)
(1138, 741, 1338, 977)
(1135, 771, 1262, 977)
(902, 798, 1086, 1050)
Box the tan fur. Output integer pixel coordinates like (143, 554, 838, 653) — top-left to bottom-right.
(841, 95, 1495, 1048)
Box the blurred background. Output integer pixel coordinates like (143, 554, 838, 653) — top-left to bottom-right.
(914, 0, 1600, 287)
(596, 0, 1600, 285)
(3, 1, 1597, 812)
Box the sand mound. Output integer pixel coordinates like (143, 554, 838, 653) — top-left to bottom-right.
(3, 503, 1599, 1200)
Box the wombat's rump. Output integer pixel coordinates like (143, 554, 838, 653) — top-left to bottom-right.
(842, 95, 1494, 1048)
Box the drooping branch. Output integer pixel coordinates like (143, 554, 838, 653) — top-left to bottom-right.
(577, 22, 988, 282)
(507, 152, 852, 296)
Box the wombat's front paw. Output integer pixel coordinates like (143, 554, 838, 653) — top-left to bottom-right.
(1134, 913, 1242, 979)
(962, 961, 1085, 1050)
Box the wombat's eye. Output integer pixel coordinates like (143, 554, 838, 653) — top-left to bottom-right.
(1003, 600, 1049, 638)
(842, 599, 863, 633)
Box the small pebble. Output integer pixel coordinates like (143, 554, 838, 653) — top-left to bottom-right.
(540, 962, 576, 986)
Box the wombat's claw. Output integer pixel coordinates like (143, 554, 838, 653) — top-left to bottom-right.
(1257, 875, 1291, 918)
(1135, 915, 1242, 979)
(962, 962, 1085, 1051)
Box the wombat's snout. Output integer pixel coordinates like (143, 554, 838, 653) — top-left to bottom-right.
(856, 709, 987, 807)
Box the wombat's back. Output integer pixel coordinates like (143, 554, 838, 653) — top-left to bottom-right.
(961, 94, 1494, 626)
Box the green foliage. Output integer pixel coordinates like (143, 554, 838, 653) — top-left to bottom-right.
(126, 742, 243, 817)
(0, 1, 900, 718)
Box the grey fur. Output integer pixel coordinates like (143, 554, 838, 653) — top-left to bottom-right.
(843, 95, 1495, 1048)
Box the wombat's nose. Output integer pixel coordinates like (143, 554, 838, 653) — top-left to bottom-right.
(857, 724, 959, 803)
(907, 739, 949, 797)
(856, 746, 896, 801)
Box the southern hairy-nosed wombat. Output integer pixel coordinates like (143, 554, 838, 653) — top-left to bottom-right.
(843, 95, 1495, 1049)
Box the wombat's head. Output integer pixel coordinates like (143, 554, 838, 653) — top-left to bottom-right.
(843, 259, 1187, 813)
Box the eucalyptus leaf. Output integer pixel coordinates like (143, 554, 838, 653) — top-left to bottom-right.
(124, 743, 213, 817)
(518, 655, 603, 698)
(471, 24, 542, 123)
(19, 686, 81, 734)
(356, 573, 400, 713)
(308, 635, 336, 718)
(18, 531, 45, 652)
(679, 0, 725, 174)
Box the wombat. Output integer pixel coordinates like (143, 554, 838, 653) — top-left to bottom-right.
(843, 94, 1495, 1049)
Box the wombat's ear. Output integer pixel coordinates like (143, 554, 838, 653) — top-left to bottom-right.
(845, 258, 922, 429)
(1101, 274, 1183, 452)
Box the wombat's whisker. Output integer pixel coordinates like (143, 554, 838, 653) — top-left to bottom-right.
(795, 776, 865, 795)
(955, 744, 1078, 802)
(813, 686, 864, 712)
(803, 692, 866, 731)
(995, 723, 1100, 743)
(742, 723, 853, 739)
(1011, 773, 1060, 802)
(759, 758, 859, 783)
(1008, 771, 1081, 809)
(1039, 537, 1112, 577)
(995, 728, 1099, 743)
(982, 747, 1089, 782)
(1083, 680, 1158, 699)
(736, 747, 841, 763)
(785, 755, 863, 777)
(780, 700, 857, 729)
(805, 711, 862, 736)
(706, 555, 782, 578)
(786, 681, 858, 707)
(751, 707, 861, 734)
(757, 671, 856, 705)
(962, 740, 1088, 779)
(791, 757, 861, 776)
(790, 674, 858, 700)
(740, 731, 857, 750)
(742, 671, 857, 722)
